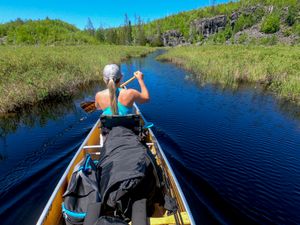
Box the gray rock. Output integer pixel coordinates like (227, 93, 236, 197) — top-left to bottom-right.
(190, 15, 227, 38)
(233, 24, 299, 45)
(0, 36, 7, 45)
(195, 41, 204, 46)
(230, 12, 239, 28)
(162, 30, 186, 47)
(243, 6, 260, 16)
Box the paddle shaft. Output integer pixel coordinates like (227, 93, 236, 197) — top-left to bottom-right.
(120, 75, 136, 88)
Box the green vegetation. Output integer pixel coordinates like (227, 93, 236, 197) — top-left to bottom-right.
(0, 19, 99, 45)
(258, 35, 278, 45)
(0, 0, 299, 112)
(95, 0, 299, 46)
(286, 5, 297, 26)
(1, 0, 299, 46)
(0, 45, 153, 113)
(260, 13, 280, 34)
(294, 24, 300, 36)
(158, 45, 300, 102)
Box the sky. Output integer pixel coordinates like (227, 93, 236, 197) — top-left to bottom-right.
(0, 0, 231, 29)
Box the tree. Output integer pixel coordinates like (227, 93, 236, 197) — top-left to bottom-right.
(85, 18, 95, 36)
(96, 24, 105, 42)
(135, 16, 147, 45)
(210, 0, 216, 14)
(106, 28, 118, 44)
(127, 20, 133, 44)
(151, 22, 163, 46)
(121, 14, 132, 45)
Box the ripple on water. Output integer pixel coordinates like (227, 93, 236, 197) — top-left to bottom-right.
(1, 51, 300, 225)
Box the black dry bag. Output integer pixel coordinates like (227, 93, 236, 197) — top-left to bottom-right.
(62, 154, 101, 225)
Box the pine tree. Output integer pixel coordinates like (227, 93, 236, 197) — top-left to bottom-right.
(96, 25, 105, 42)
(210, 0, 216, 14)
(136, 16, 147, 45)
(85, 18, 95, 36)
(127, 20, 133, 45)
(122, 14, 132, 45)
(106, 28, 118, 44)
(155, 23, 163, 46)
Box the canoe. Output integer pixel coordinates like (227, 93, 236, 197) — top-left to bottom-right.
(36, 104, 195, 225)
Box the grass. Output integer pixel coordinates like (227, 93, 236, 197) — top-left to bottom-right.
(0, 45, 154, 113)
(158, 45, 300, 103)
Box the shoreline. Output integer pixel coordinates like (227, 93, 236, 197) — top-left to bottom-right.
(158, 45, 300, 106)
(0, 45, 154, 114)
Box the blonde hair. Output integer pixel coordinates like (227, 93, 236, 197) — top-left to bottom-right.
(103, 64, 122, 115)
(106, 79, 118, 115)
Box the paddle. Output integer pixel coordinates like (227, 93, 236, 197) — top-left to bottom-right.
(80, 75, 136, 113)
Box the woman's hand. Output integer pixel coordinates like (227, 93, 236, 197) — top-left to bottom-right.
(134, 71, 144, 81)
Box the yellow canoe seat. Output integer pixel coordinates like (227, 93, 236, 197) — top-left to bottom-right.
(149, 212, 191, 225)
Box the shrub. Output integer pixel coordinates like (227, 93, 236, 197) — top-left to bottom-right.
(261, 13, 280, 34)
(233, 8, 264, 34)
(224, 25, 233, 39)
(286, 6, 297, 26)
(293, 24, 300, 36)
(259, 35, 278, 45)
(213, 32, 227, 43)
(234, 15, 252, 33)
(238, 33, 248, 44)
(283, 28, 292, 37)
(213, 25, 232, 44)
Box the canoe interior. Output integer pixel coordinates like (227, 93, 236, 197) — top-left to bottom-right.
(37, 116, 192, 225)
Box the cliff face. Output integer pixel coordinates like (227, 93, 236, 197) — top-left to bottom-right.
(161, 4, 299, 47)
(190, 15, 227, 38)
(162, 30, 187, 47)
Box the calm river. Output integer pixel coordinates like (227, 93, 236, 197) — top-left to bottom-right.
(0, 50, 300, 225)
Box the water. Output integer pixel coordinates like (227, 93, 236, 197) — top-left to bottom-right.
(1, 50, 300, 225)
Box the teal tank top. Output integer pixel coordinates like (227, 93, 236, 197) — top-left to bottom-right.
(102, 88, 133, 116)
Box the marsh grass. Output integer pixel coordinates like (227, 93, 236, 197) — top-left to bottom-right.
(0, 45, 153, 113)
(158, 45, 300, 103)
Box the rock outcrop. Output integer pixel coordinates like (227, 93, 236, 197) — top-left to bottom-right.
(0, 36, 7, 45)
(162, 30, 186, 47)
(190, 15, 227, 38)
(232, 24, 299, 45)
(230, 6, 261, 28)
(189, 6, 262, 40)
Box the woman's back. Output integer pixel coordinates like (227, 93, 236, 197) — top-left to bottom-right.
(95, 66, 149, 116)
(97, 88, 134, 115)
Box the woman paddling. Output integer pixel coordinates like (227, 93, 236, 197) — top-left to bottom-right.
(95, 64, 150, 115)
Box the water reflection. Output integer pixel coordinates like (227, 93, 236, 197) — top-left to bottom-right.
(187, 72, 300, 121)
(0, 50, 300, 225)
(0, 82, 105, 137)
(0, 99, 76, 137)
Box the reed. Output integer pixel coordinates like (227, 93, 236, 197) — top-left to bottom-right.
(158, 45, 300, 103)
(0, 45, 154, 113)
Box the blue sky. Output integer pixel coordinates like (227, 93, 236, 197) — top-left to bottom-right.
(0, 0, 230, 29)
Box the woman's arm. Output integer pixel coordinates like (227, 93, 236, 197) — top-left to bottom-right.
(95, 92, 100, 109)
(133, 71, 150, 104)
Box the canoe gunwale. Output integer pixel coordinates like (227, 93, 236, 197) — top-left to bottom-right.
(134, 103, 196, 225)
(36, 119, 100, 225)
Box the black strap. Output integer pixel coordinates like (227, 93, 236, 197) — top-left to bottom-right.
(146, 150, 163, 188)
(164, 195, 177, 213)
(83, 202, 102, 225)
(131, 198, 147, 225)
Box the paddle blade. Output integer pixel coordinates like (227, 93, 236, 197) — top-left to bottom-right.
(80, 101, 96, 113)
